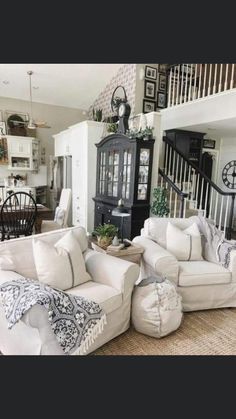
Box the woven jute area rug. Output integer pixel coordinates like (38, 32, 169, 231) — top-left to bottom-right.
(93, 308, 236, 356)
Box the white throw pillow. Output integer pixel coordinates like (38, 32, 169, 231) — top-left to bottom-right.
(54, 206, 65, 226)
(166, 222, 202, 261)
(33, 230, 91, 290)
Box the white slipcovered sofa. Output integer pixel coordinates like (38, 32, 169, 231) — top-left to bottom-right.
(133, 217, 236, 312)
(0, 226, 139, 355)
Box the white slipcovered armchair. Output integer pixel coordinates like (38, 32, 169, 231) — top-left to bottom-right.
(41, 188, 72, 233)
(133, 217, 236, 312)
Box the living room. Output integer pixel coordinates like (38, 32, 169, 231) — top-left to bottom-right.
(0, 62, 236, 356)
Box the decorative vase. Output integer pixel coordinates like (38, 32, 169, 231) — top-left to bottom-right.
(97, 236, 113, 249)
(112, 235, 120, 246)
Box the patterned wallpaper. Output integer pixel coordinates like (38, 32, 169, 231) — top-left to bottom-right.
(88, 64, 137, 120)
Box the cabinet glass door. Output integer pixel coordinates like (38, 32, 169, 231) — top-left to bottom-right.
(99, 151, 106, 195)
(107, 150, 119, 197)
(122, 149, 132, 200)
(137, 148, 150, 200)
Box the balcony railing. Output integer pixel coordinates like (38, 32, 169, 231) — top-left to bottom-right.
(167, 64, 236, 108)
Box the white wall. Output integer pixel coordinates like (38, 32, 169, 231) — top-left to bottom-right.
(0, 96, 87, 184)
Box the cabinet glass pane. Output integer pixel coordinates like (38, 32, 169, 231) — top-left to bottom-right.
(137, 184, 147, 200)
(140, 149, 150, 165)
(138, 166, 149, 183)
(113, 182, 118, 197)
(122, 150, 132, 200)
(108, 182, 112, 196)
(114, 166, 118, 181)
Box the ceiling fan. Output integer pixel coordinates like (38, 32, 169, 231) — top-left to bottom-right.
(10, 71, 51, 130)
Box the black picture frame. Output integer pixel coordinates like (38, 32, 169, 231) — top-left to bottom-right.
(157, 92, 166, 108)
(158, 73, 167, 92)
(203, 139, 215, 149)
(143, 99, 156, 114)
(159, 64, 167, 73)
(144, 80, 156, 99)
(145, 65, 157, 80)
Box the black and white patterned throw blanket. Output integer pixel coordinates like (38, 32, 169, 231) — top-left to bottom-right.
(0, 277, 107, 355)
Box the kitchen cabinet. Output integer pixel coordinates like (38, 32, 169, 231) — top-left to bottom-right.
(53, 121, 105, 233)
(6, 135, 40, 171)
(54, 130, 72, 157)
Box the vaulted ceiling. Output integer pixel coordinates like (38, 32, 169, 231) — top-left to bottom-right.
(0, 64, 123, 110)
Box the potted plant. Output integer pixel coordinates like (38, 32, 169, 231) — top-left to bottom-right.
(142, 126, 154, 141)
(92, 108, 103, 122)
(150, 187, 170, 217)
(107, 122, 117, 134)
(93, 223, 118, 248)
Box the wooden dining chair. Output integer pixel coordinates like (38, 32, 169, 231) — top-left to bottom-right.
(0, 192, 37, 241)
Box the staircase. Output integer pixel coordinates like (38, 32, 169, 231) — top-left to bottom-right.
(159, 137, 236, 239)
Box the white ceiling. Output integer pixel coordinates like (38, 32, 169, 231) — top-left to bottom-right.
(0, 64, 123, 110)
(180, 117, 236, 137)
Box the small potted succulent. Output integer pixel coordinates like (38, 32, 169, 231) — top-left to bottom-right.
(93, 223, 118, 248)
(92, 108, 103, 122)
(107, 122, 117, 134)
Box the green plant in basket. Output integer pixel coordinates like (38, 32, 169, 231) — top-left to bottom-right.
(93, 223, 118, 248)
(151, 187, 170, 217)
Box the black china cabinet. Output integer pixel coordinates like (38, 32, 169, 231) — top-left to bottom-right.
(93, 133, 155, 240)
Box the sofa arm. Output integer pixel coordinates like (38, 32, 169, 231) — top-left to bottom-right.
(84, 251, 140, 294)
(228, 249, 236, 282)
(133, 236, 179, 284)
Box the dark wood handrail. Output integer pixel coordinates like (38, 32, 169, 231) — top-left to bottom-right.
(163, 137, 236, 197)
(159, 168, 188, 198)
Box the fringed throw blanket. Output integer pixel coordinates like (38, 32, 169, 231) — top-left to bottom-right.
(195, 215, 236, 268)
(0, 277, 107, 355)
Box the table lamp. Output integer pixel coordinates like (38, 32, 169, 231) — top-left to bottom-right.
(112, 198, 130, 244)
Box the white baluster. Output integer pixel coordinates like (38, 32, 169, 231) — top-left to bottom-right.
(184, 64, 188, 102)
(172, 150, 176, 181)
(160, 177, 163, 188)
(176, 154, 180, 186)
(213, 64, 217, 94)
(209, 186, 214, 220)
(218, 195, 224, 231)
(165, 143, 168, 175)
(168, 67, 173, 107)
(193, 64, 197, 100)
(180, 64, 184, 103)
(191, 169, 196, 201)
(174, 193, 177, 218)
(204, 182, 209, 216)
(207, 64, 212, 96)
(219, 63, 223, 92)
(198, 64, 202, 98)
(179, 157, 183, 189)
(188, 64, 193, 101)
(199, 177, 204, 210)
(223, 195, 230, 236)
(183, 197, 187, 218)
(183, 160, 187, 191)
(203, 64, 207, 97)
(169, 187, 172, 218)
(187, 166, 191, 196)
(172, 66, 176, 106)
(168, 147, 172, 177)
(176, 64, 180, 105)
(230, 64, 235, 89)
(214, 192, 219, 224)
(195, 173, 200, 205)
(224, 64, 229, 91)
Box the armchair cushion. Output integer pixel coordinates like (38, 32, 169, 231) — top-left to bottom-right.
(178, 261, 231, 287)
(32, 230, 91, 290)
(166, 222, 202, 261)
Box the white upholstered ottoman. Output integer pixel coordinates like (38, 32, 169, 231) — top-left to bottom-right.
(131, 276, 183, 338)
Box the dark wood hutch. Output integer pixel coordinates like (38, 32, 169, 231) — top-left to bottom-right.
(93, 133, 155, 240)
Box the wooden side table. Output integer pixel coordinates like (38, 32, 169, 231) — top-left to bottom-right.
(91, 240, 144, 265)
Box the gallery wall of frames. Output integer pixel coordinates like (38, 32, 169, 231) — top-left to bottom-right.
(142, 64, 167, 114)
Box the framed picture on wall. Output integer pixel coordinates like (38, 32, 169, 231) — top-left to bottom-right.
(203, 139, 216, 149)
(145, 66, 157, 80)
(158, 74, 167, 92)
(143, 99, 156, 113)
(144, 80, 156, 99)
(157, 92, 166, 108)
